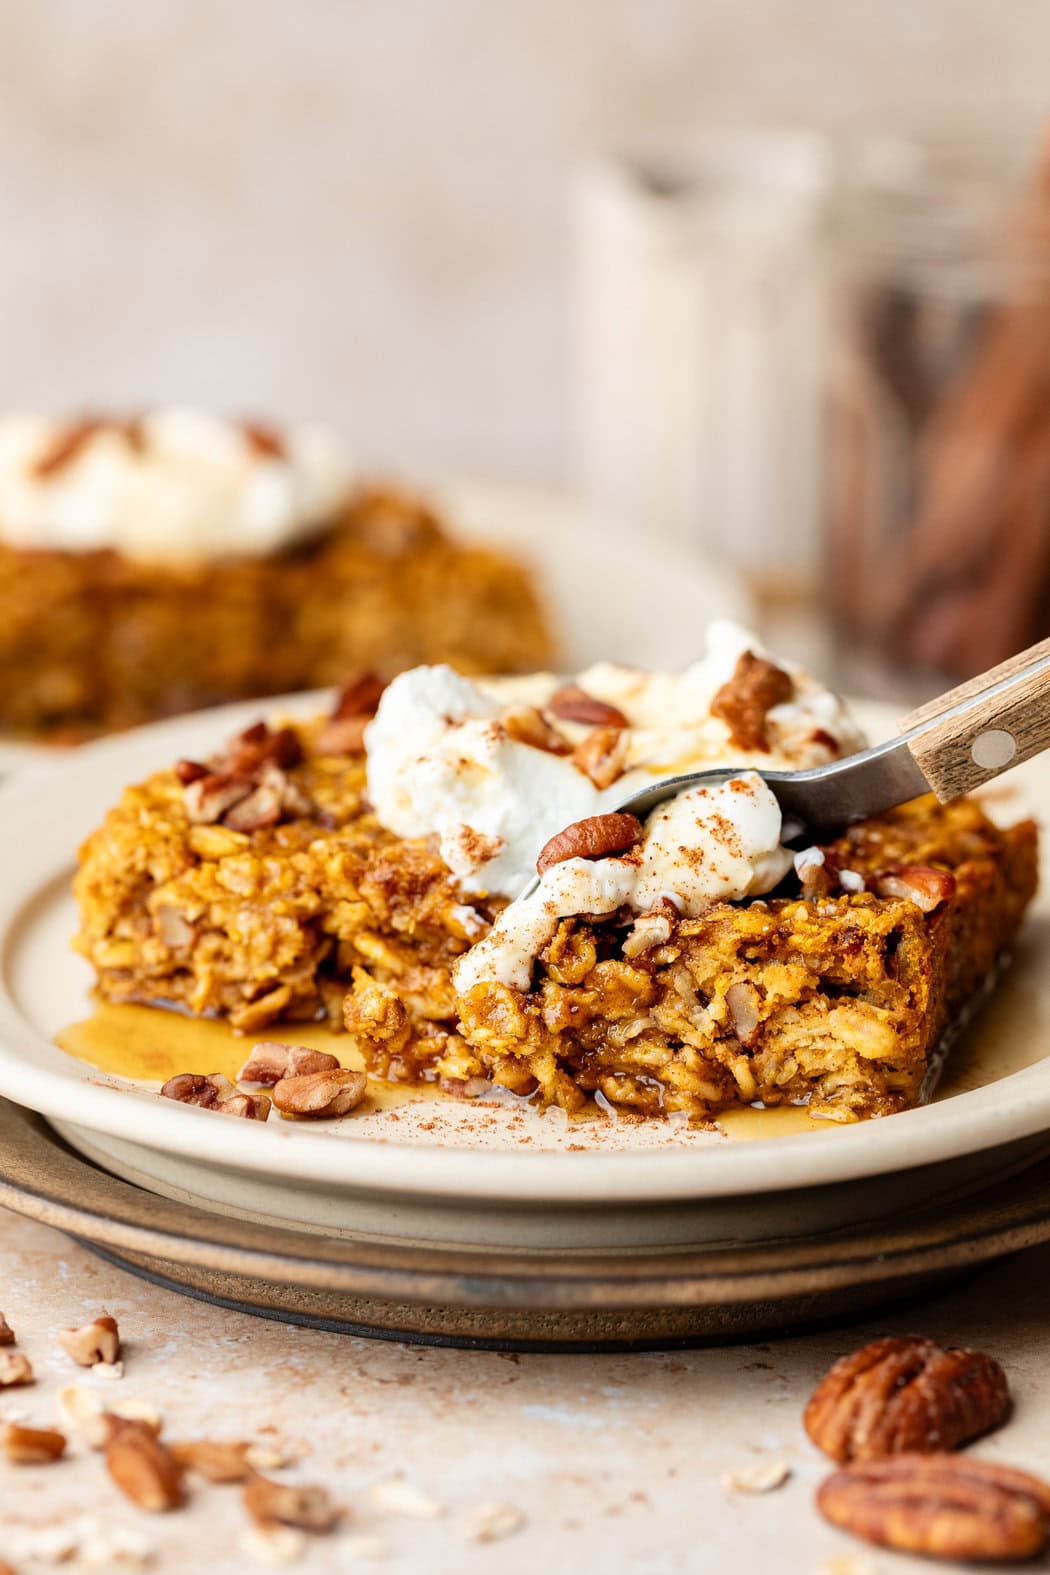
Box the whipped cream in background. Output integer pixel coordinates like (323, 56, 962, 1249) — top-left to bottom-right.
(0, 409, 355, 561)
(365, 621, 867, 991)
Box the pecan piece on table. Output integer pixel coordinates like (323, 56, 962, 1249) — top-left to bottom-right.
(571, 725, 628, 789)
(106, 1418, 185, 1512)
(172, 1438, 253, 1483)
(817, 1454, 1050, 1563)
(236, 1042, 342, 1086)
(271, 1068, 367, 1119)
(710, 650, 794, 752)
(244, 1475, 341, 1533)
(804, 1335, 1010, 1463)
(3, 1423, 66, 1464)
(0, 1311, 14, 1346)
(547, 683, 629, 729)
(0, 1352, 34, 1387)
(875, 865, 958, 913)
(58, 1314, 121, 1368)
(536, 812, 642, 875)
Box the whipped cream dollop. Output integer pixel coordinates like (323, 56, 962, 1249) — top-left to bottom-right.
(0, 409, 355, 561)
(364, 622, 866, 991)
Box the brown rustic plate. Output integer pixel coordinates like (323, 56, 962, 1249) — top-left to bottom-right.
(3, 1099, 1050, 1350)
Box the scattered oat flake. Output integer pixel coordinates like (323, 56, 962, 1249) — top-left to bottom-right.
(78, 1517, 155, 1568)
(239, 1524, 308, 1565)
(246, 1439, 295, 1471)
(457, 1502, 525, 1542)
(338, 1533, 389, 1562)
(92, 1359, 125, 1380)
(9, 1523, 81, 1562)
(370, 1476, 443, 1518)
(720, 1459, 792, 1494)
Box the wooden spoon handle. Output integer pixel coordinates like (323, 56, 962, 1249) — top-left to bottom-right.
(899, 636, 1050, 800)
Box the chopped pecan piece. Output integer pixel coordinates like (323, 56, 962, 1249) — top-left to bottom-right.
(536, 813, 642, 874)
(0, 1312, 14, 1346)
(710, 650, 793, 751)
(332, 671, 386, 719)
(161, 1073, 237, 1110)
(571, 725, 628, 789)
(725, 981, 762, 1047)
(0, 1352, 33, 1387)
(183, 772, 253, 826)
(502, 706, 571, 755)
(816, 1454, 1050, 1562)
(241, 420, 286, 459)
(548, 683, 629, 729)
(219, 1093, 272, 1121)
(317, 714, 370, 755)
(172, 1439, 253, 1483)
(243, 1475, 340, 1533)
(875, 865, 957, 913)
(174, 758, 209, 785)
(237, 1042, 342, 1086)
(804, 1335, 1010, 1463)
(271, 1067, 367, 1119)
(106, 1419, 185, 1512)
(222, 782, 283, 833)
(58, 1315, 121, 1368)
(3, 1423, 66, 1464)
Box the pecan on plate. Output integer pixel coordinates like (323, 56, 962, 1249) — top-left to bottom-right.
(536, 812, 642, 875)
(547, 683, 628, 729)
(817, 1454, 1050, 1562)
(804, 1335, 1010, 1463)
(236, 1042, 341, 1086)
(710, 650, 793, 752)
(271, 1068, 367, 1119)
(106, 1418, 185, 1512)
(571, 725, 628, 789)
(160, 1073, 270, 1121)
(3, 1423, 66, 1464)
(318, 670, 387, 755)
(875, 865, 957, 913)
(58, 1314, 121, 1368)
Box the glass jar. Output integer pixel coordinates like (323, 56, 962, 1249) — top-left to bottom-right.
(824, 135, 1050, 700)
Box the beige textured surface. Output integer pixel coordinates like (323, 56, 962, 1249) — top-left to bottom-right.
(2, 1205, 1050, 1573)
(0, 2, 1046, 479)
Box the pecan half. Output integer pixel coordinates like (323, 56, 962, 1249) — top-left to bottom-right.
(0, 1352, 34, 1387)
(222, 782, 283, 833)
(172, 1439, 253, 1483)
(804, 1335, 1010, 1463)
(502, 705, 571, 755)
(0, 1312, 14, 1346)
(571, 725, 628, 789)
(271, 1068, 367, 1119)
(875, 865, 957, 913)
(3, 1423, 66, 1464)
(106, 1419, 185, 1512)
(536, 812, 642, 875)
(548, 683, 629, 729)
(710, 650, 793, 751)
(58, 1315, 121, 1368)
(243, 1475, 340, 1533)
(817, 1454, 1050, 1562)
(236, 1042, 342, 1086)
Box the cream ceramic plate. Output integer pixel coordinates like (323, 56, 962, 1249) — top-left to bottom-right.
(0, 692, 1046, 1253)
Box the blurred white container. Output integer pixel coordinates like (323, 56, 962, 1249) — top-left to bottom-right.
(572, 135, 835, 596)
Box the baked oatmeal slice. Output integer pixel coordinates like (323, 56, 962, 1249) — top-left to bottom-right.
(443, 797, 1037, 1120)
(74, 703, 501, 1034)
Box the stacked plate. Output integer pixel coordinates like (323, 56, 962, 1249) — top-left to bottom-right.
(0, 489, 1047, 1349)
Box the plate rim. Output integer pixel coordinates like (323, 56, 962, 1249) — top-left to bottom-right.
(0, 694, 1045, 1206)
